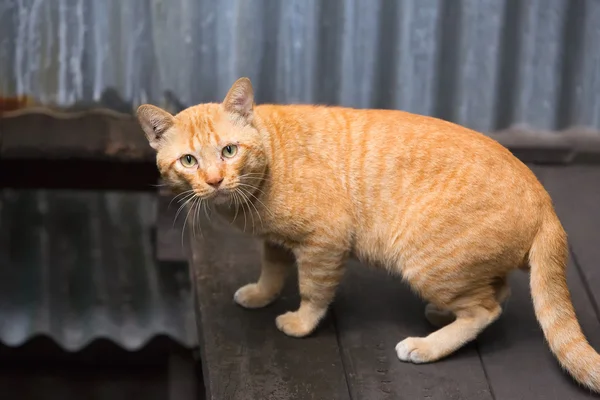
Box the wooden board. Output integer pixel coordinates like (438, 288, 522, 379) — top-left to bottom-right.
(187, 215, 350, 400)
(0, 110, 154, 162)
(536, 166, 600, 311)
(474, 165, 600, 399)
(333, 262, 493, 400)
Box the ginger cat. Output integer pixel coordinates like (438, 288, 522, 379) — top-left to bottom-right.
(138, 77, 600, 392)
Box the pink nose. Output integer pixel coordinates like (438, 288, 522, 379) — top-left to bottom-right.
(206, 176, 224, 188)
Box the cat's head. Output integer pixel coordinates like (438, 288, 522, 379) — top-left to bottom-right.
(137, 77, 267, 204)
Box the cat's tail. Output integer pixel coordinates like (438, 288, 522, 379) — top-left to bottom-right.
(529, 211, 600, 393)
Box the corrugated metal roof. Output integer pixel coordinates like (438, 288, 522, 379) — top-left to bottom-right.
(1, 0, 599, 134)
(0, 189, 197, 351)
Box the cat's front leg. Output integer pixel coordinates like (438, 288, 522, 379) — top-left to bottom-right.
(234, 241, 294, 309)
(275, 247, 345, 337)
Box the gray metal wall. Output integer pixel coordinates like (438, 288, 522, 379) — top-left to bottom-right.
(1, 0, 599, 134)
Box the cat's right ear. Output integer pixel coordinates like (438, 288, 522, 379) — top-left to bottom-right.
(223, 77, 254, 123)
(136, 104, 175, 150)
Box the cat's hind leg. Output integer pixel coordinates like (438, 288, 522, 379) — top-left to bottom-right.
(234, 241, 293, 309)
(398, 294, 502, 363)
(424, 303, 456, 328)
(494, 276, 511, 305)
(424, 277, 510, 328)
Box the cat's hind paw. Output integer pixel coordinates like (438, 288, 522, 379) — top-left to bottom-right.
(395, 337, 436, 364)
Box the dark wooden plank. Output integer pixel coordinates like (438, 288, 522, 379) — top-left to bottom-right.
(536, 166, 600, 311)
(188, 215, 350, 400)
(475, 165, 600, 400)
(487, 128, 600, 165)
(0, 110, 153, 162)
(333, 262, 493, 400)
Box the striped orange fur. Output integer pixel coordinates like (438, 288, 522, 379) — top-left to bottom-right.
(137, 77, 600, 393)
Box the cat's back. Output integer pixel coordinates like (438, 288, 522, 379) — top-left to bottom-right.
(257, 103, 496, 146)
(256, 103, 524, 172)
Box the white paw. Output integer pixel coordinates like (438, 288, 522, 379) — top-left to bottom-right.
(395, 337, 432, 364)
(233, 284, 274, 309)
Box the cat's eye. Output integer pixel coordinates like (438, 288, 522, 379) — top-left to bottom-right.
(222, 144, 238, 158)
(180, 154, 197, 168)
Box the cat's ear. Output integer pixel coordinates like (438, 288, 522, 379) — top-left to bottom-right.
(136, 104, 175, 150)
(223, 77, 254, 122)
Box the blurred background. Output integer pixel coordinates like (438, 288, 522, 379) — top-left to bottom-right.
(0, 1, 599, 399)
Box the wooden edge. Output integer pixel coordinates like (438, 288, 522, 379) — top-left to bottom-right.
(489, 125, 600, 165)
(184, 226, 213, 400)
(1, 111, 154, 162)
(156, 184, 187, 263)
(2, 110, 600, 163)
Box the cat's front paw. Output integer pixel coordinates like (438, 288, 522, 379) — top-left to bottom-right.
(233, 283, 277, 309)
(275, 311, 315, 337)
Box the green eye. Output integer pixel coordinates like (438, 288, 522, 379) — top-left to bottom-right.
(180, 154, 197, 167)
(222, 144, 238, 158)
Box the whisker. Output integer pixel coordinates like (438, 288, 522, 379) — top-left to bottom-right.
(182, 196, 199, 248)
(235, 188, 248, 233)
(173, 193, 197, 228)
(176, 191, 197, 203)
(236, 183, 268, 197)
(231, 191, 240, 224)
(192, 197, 199, 240)
(238, 173, 270, 182)
(238, 178, 269, 185)
(236, 188, 256, 234)
(238, 187, 263, 230)
(237, 185, 274, 217)
(173, 193, 196, 221)
(193, 197, 204, 240)
(170, 190, 195, 209)
(238, 172, 269, 178)
(169, 192, 195, 211)
(203, 200, 212, 222)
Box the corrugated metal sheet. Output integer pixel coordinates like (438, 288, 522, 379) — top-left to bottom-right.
(0, 189, 197, 351)
(1, 0, 599, 134)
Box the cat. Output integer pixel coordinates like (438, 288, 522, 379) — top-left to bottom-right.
(137, 77, 600, 393)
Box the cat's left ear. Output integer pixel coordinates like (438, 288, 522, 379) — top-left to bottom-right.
(223, 77, 254, 122)
(136, 104, 175, 150)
